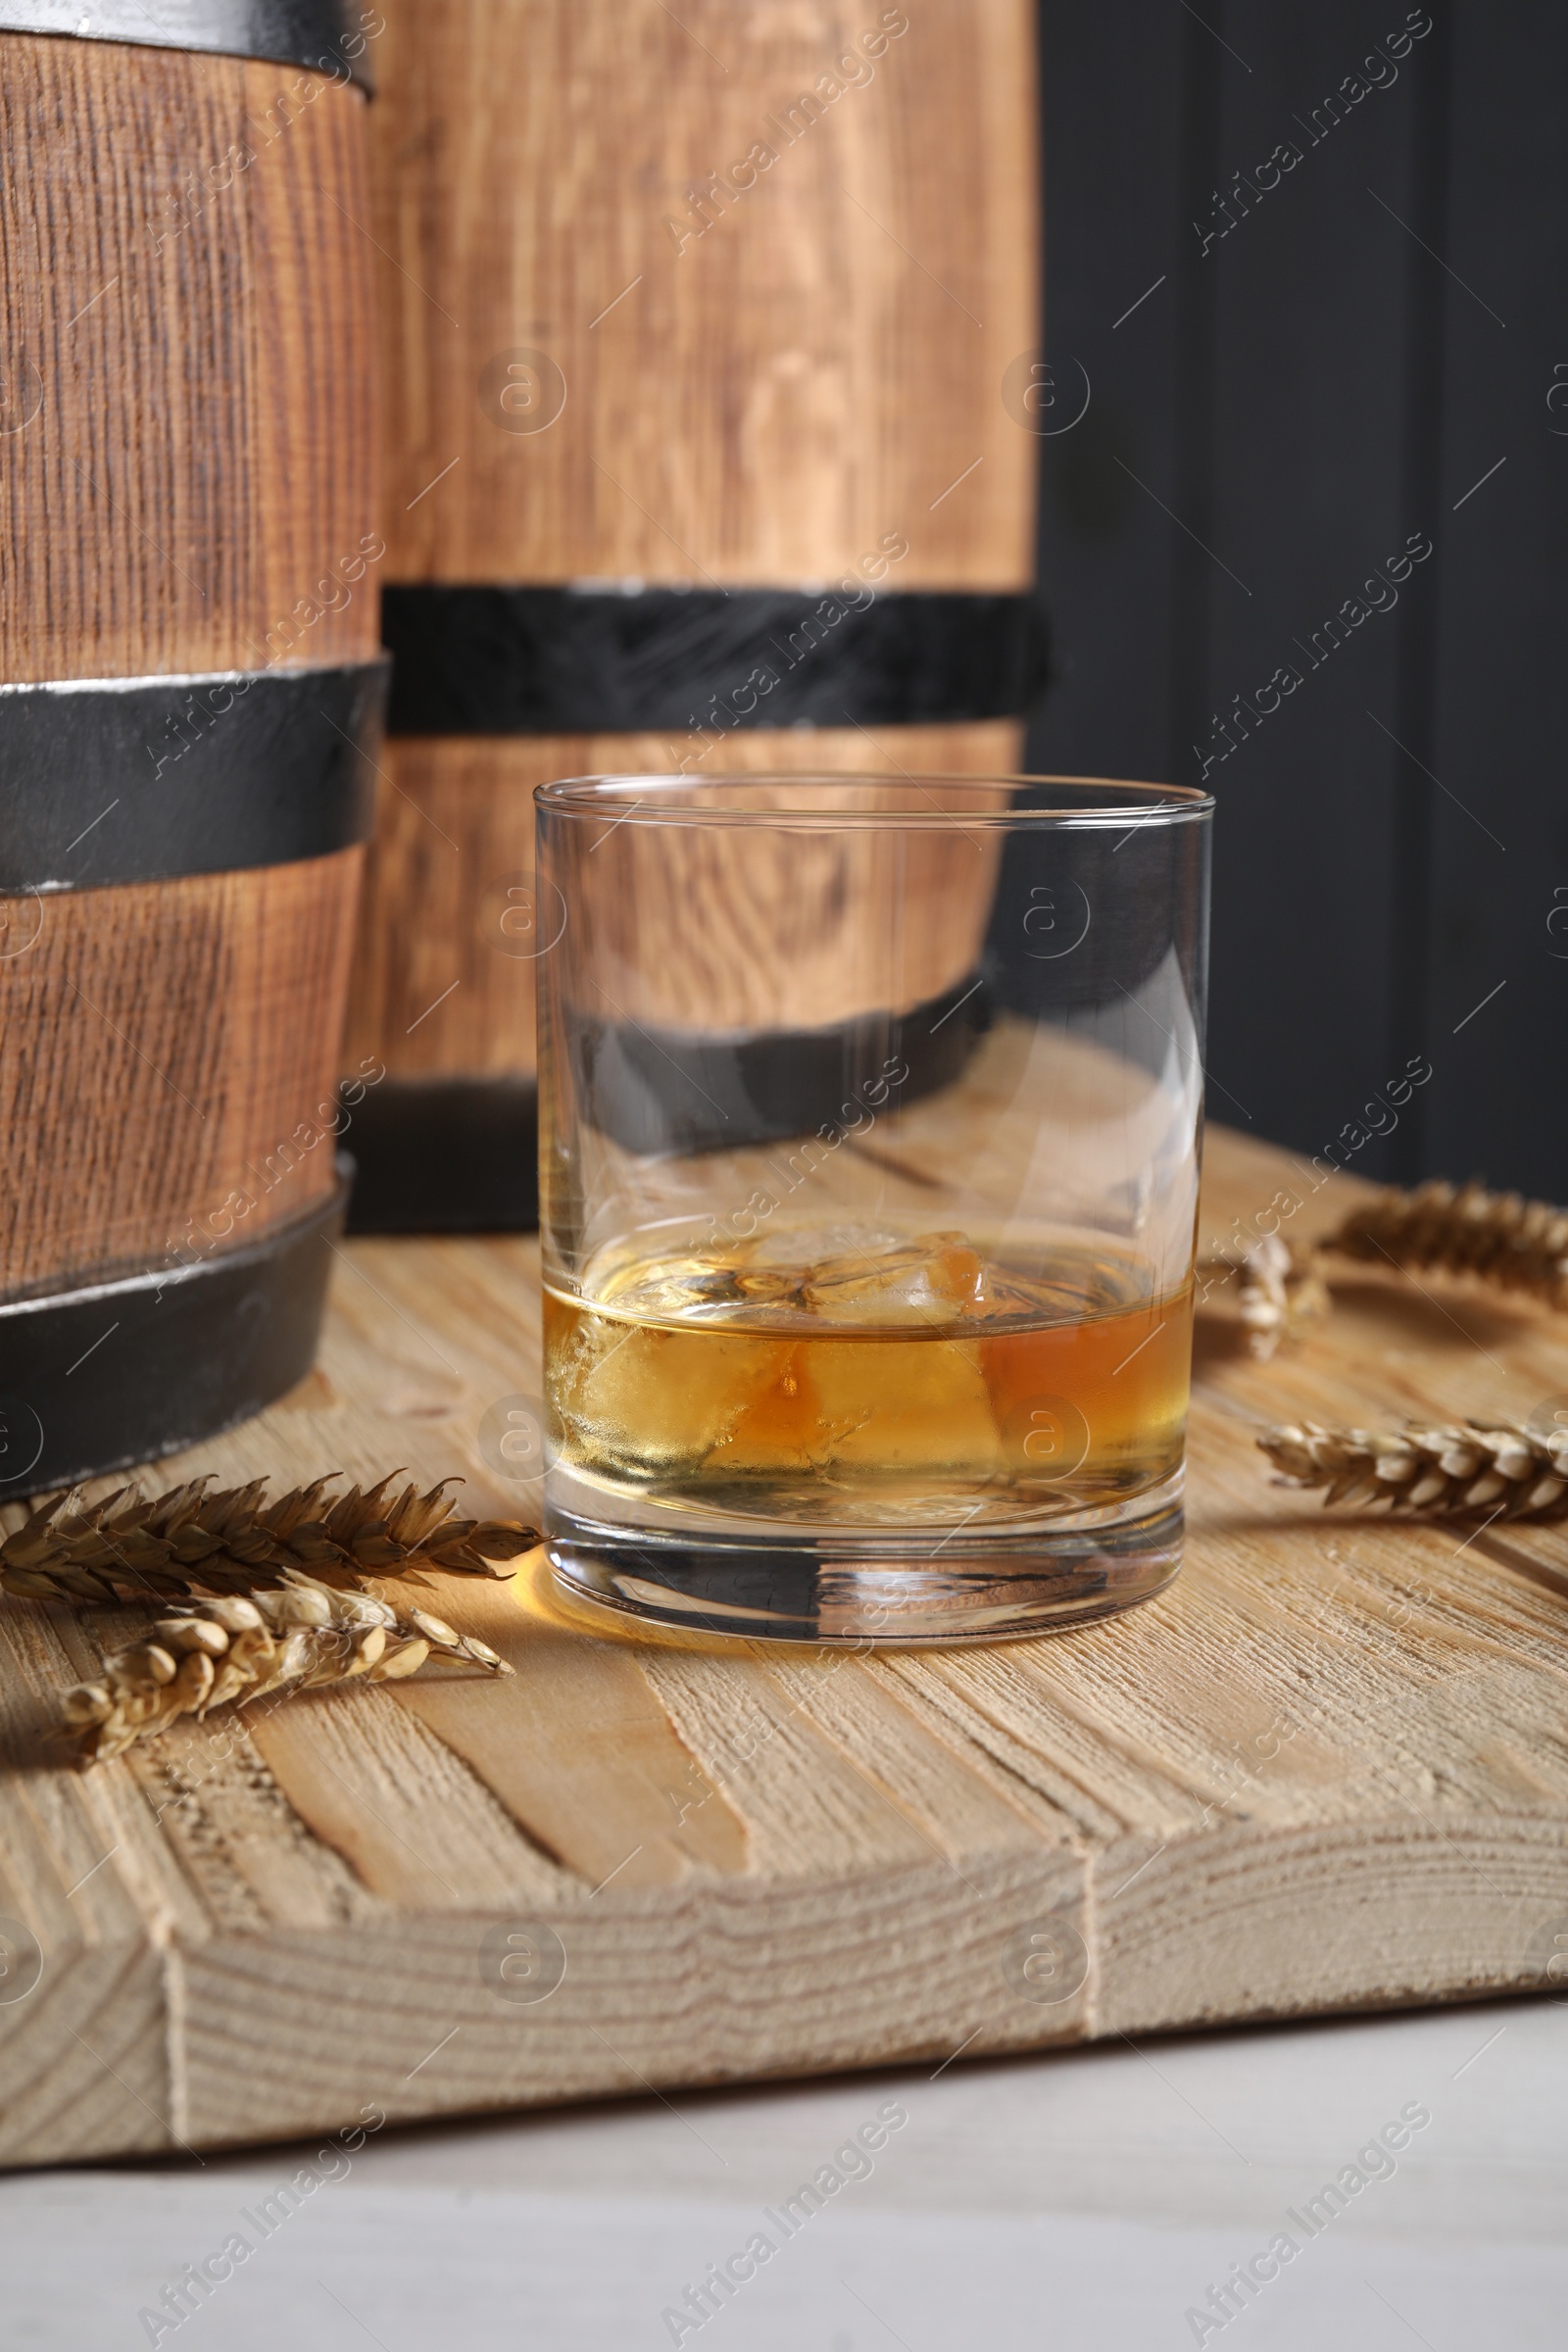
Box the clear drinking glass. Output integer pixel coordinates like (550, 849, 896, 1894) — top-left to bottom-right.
(534, 774, 1212, 1645)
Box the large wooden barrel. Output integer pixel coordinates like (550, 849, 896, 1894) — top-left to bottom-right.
(343, 0, 1042, 1230)
(0, 4, 385, 1494)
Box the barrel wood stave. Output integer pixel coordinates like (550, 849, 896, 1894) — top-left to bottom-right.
(371, 0, 1036, 587)
(0, 849, 366, 1297)
(0, 22, 380, 1481)
(0, 36, 378, 684)
(347, 0, 1038, 1225)
(344, 719, 1024, 1080)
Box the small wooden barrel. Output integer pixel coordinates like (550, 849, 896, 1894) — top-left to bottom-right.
(343, 0, 1042, 1230)
(0, 6, 385, 1494)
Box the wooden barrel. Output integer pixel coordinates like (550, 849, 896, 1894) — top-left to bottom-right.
(343, 0, 1042, 1230)
(0, 5, 385, 1494)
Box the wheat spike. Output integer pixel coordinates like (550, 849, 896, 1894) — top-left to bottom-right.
(1200, 1180, 1568, 1361)
(0, 1474, 536, 1606)
(1201, 1236, 1331, 1359)
(1259, 1419, 1568, 1518)
(1322, 1178, 1568, 1305)
(61, 1575, 514, 1763)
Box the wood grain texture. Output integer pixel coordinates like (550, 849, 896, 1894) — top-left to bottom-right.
(353, 0, 1037, 1095)
(5, 1123, 1568, 2166)
(370, 0, 1038, 588)
(547, 774, 1010, 1035)
(0, 33, 379, 1310)
(0, 850, 363, 1297)
(345, 720, 1023, 1078)
(0, 34, 379, 681)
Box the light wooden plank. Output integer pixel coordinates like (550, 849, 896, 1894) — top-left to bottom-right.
(4, 1125, 1568, 2166)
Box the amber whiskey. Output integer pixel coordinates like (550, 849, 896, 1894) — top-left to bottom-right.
(544, 1223, 1192, 1530)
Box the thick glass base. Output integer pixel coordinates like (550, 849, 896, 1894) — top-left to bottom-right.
(543, 1469, 1184, 1646)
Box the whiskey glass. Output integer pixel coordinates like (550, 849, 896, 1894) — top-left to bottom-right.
(534, 774, 1211, 1644)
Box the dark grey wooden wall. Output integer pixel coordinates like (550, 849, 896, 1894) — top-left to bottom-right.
(1022, 0, 1565, 1198)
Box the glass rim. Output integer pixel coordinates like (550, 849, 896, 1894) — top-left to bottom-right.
(532, 771, 1214, 830)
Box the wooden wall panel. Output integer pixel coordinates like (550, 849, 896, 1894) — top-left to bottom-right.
(1419, 8, 1568, 1201)
(1191, 8, 1422, 1183)
(1030, 0, 1564, 1198)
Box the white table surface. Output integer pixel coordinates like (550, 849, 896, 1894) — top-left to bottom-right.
(6, 1992, 1565, 2350)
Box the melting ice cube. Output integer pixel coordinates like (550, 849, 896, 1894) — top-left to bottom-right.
(802, 1231, 986, 1326)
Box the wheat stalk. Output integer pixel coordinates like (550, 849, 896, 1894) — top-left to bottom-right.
(1259, 1419, 1568, 1517)
(0, 1473, 535, 1606)
(61, 1575, 514, 1763)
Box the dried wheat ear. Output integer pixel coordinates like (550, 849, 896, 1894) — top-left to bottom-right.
(1259, 1421, 1568, 1518)
(0, 1472, 536, 1606)
(1204, 1177, 1568, 1360)
(1201, 1235, 1331, 1360)
(1326, 1178, 1568, 1303)
(62, 1576, 514, 1764)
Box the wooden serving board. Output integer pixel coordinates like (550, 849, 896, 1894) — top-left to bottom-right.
(5, 1127, 1568, 2170)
